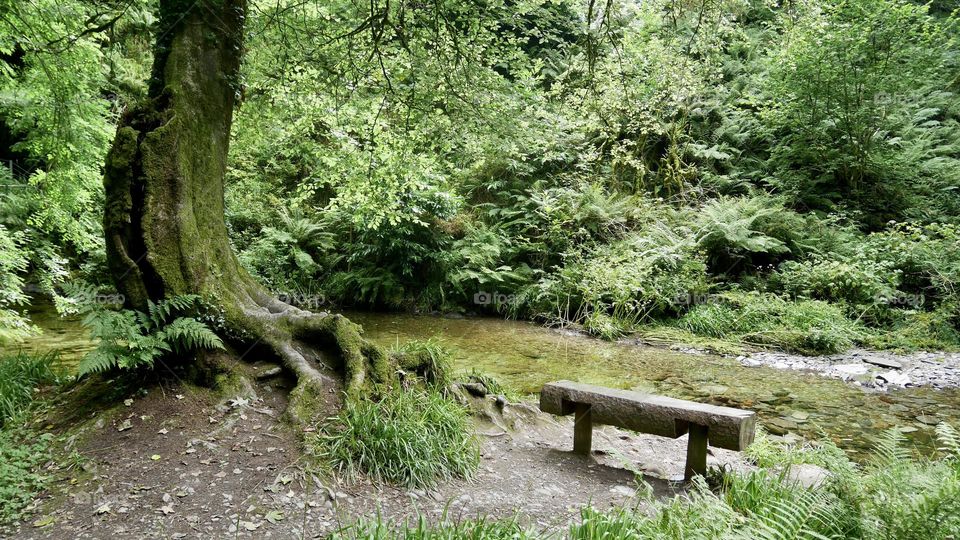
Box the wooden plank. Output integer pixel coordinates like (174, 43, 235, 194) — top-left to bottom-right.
(540, 380, 756, 451)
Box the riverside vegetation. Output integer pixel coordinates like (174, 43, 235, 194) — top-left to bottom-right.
(1, 0, 960, 536)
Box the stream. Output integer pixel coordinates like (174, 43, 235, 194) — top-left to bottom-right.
(10, 304, 960, 459)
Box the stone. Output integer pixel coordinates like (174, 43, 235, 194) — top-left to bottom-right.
(834, 363, 869, 376)
(785, 463, 831, 489)
(915, 415, 940, 426)
(789, 411, 810, 421)
(460, 382, 488, 397)
(765, 417, 799, 435)
(255, 366, 282, 380)
(898, 426, 919, 433)
(864, 357, 903, 370)
(878, 371, 910, 386)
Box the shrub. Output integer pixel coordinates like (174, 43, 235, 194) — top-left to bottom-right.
(516, 224, 709, 339)
(0, 351, 61, 426)
(693, 196, 813, 275)
(772, 257, 900, 306)
(316, 387, 479, 487)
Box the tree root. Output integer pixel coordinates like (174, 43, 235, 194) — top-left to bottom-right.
(223, 300, 437, 428)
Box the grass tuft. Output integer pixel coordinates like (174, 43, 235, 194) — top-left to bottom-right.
(0, 351, 61, 426)
(316, 387, 479, 488)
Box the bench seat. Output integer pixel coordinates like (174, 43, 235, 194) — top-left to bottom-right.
(540, 380, 757, 479)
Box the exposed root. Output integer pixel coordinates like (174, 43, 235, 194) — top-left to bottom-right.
(224, 300, 435, 429)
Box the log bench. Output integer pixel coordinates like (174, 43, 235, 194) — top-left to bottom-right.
(539, 380, 756, 480)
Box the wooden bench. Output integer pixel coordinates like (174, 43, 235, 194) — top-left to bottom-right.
(540, 380, 756, 480)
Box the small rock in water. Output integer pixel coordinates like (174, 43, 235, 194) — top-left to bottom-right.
(915, 415, 940, 426)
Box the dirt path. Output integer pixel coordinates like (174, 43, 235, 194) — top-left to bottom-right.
(14, 373, 748, 539)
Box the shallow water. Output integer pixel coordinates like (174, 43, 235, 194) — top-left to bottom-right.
(11, 303, 960, 457)
(347, 312, 960, 458)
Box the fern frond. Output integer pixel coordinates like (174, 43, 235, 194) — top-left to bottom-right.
(159, 317, 224, 354)
(78, 349, 121, 376)
(936, 423, 960, 458)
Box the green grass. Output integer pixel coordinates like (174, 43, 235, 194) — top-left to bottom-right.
(393, 338, 454, 388)
(0, 351, 61, 426)
(315, 387, 479, 488)
(331, 513, 535, 540)
(677, 292, 866, 354)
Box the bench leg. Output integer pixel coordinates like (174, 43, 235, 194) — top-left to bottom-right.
(573, 403, 592, 455)
(684, 424, 709, 481)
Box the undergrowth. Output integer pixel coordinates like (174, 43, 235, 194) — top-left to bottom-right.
(0, 429, 51, 526)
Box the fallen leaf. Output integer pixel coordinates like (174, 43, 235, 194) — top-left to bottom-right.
(123, 398, 134, 407)
(95, 503, 112, 515)
(241, 520, 261, 531)
(32, 516, 55, 528)
(117, 420, 133, 432)
(264, 510, 284, 524)
(160, 505, 175, 515)
(150, 454, 161, 461)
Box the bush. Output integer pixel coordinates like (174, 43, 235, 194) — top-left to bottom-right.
(77, 295, 224, 376)
(0, 351, 61, 426)
(316, 388, 479, 488)
(677, 291, 865, 354)
(516, 224, 709, 339)
(693, 196, 813, 275)
(772, 257, 900, 306)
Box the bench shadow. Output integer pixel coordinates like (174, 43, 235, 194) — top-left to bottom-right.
(538, 448, 680, 500)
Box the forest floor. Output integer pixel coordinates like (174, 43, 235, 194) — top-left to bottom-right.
(12, 362, 749, 539)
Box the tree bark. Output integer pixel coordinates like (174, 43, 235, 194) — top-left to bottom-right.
(102, 0, 392, 416)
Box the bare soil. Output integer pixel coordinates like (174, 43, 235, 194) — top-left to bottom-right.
(12, 368, 749, 539)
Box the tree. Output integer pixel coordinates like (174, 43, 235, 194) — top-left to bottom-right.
(102, 0, 395, 417)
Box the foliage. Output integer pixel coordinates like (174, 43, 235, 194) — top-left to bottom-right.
(77, 295, 224, 376)
(330, 513, 535, 540)
(0, 225, 36, 344)
(5, 0, 960, 355)
(315, 387, 479, 488)
(677, 291, 866, 354)
(0, 351, 60, 426)
(0, 429, 51, 526)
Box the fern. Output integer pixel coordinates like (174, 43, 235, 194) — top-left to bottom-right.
(936, 423, 960, 458)
(77, 295, 224, 377)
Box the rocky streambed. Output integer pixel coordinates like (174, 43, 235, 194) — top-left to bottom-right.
(738, 349, 960, 391)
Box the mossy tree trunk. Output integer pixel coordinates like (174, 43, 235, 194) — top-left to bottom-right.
(103, 0, 391, 415)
